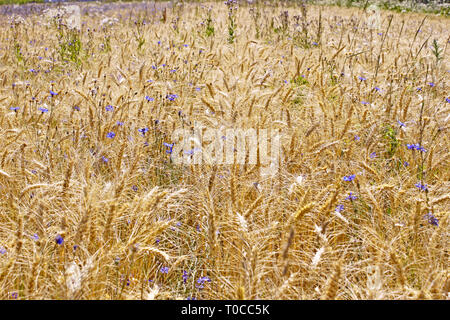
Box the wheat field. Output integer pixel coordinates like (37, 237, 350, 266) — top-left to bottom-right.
(0, 0, 448, 300)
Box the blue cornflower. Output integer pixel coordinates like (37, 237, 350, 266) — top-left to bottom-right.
(116, 121, 124, 126)
(312, 41, 318, 46)
(424, 212, 439, 227)
(132, 185, 138, 192)
(343, 174, 355, 182)
(102, 156, 109, 163)
(196, 276, 211, 289)
(32, 233, 39, 241)
(166, 94, 178, 101)
(369, 152, 377, 159)
(49, 90, 58, 97)
(55, 235, 64, 245)
(428, 82, 435, 87)
(10, 107, 19, 111)
(163, 142, 174, 154)
(361, 101, 369, 104)
(170, 69, 177, 73)
(138, 127, 149, 136)
(195, 87, 201, 91)
(160, 266, 169, 274)
(106, 132, 115, 139)
(183, 44, 189, 47)
(345, 192, 357, 201)
(397, 120, 406, 127)
(38, 107, 48, 113)
(374, 86, 381, 92)
(105, 105, 114, 112)
(145, 96, 154, 102)
(415, 182, 428, 191)
(358, 76, 367, 81)
(407, 143, 426, 152)
(354, 135, 360, 141)
(445, 97, 450, 103)
(11, 292, 18, 299)
(0, 246, 6, 254)
(335, 204, 344, 213)
(404, 161, 409, 167)
(74, 106, 80, 111)
(182, 271, 189, 283)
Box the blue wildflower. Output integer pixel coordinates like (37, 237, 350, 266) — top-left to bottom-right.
(345, 192, 357, 201)
(358, 76, 367, 81)
(102, 156, 109, 163)
(0, 246, 6, 254)
(428, 82, 435, 87)
(415, 182, 428, 191)
(369, 152, 377, 159)
(424, 212, 439, 227)
(32, 234, 39, 241)
(132, 185, 138, 192)
(343, 174, 355, 182)
(106, 132, 116, 139)
(397, 120, 406, 127)
(160, 266, 169, 274)
(182, 271, 189, 283)
(10, 107, 19, 111)
(145, 96, 154, 102)
(55, 235, 64, 245)
(445, 97, 450, 103)
(196, 276, 211, 289)
(163, 142, 174, 154)
(166, 94, 178, 101)
(138, 127, 149, 136)
(49, 90, 58, 97)
(404, 161, 409, 167)
(105, 105, 114, 112)
(116, 121, 124, 126)
(38, 107, 48, 113)
(354, 135, 360, 141)
(335, 204, 344, 212)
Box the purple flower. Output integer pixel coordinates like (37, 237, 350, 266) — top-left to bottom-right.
(55, 235, 64, 245)
(415, 182, 428, 191)
(160, 266, 169, 274)
(404, 161, 409, 167)
(0, 246, 6, 254)
(407, 143, 426, 152)
(38, 107, 48, 113)
(345, 192, 357, 201)
(132, 185, 138, 192)
(102, 156, 109, 163)
(32, 233, 39, 241)
(10, 107, 19, 111)
(196, 276, 211, 289)
(354, 135, 360, 141)
(424, 212, 439, 226)
(166, 94, 178, 101)
(117, 121, 124, 126)
(369, 152, 377, 159)
(106, 132, 116, 139)
(397, 120, 406, 127)
(182, 271, 189, 283)
(49, 90, 58, 97)
(105, 105, 114, 112)
(163, 142, 174, 154)
(358, 76, 367, 81)
(335, 204, 344, 213)
(145, 96, 154, 102)
(446, 97, 450, 103)
(343, 174, 355, 182)
(74, 106, 80, 111)
(361, 101, 369, 105)
(428, 82, 435, 87)
(374, 86, 381, 92)
(138, 127, 149, 136)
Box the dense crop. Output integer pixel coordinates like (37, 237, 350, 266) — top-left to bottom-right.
(0, 1, 448, 300)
